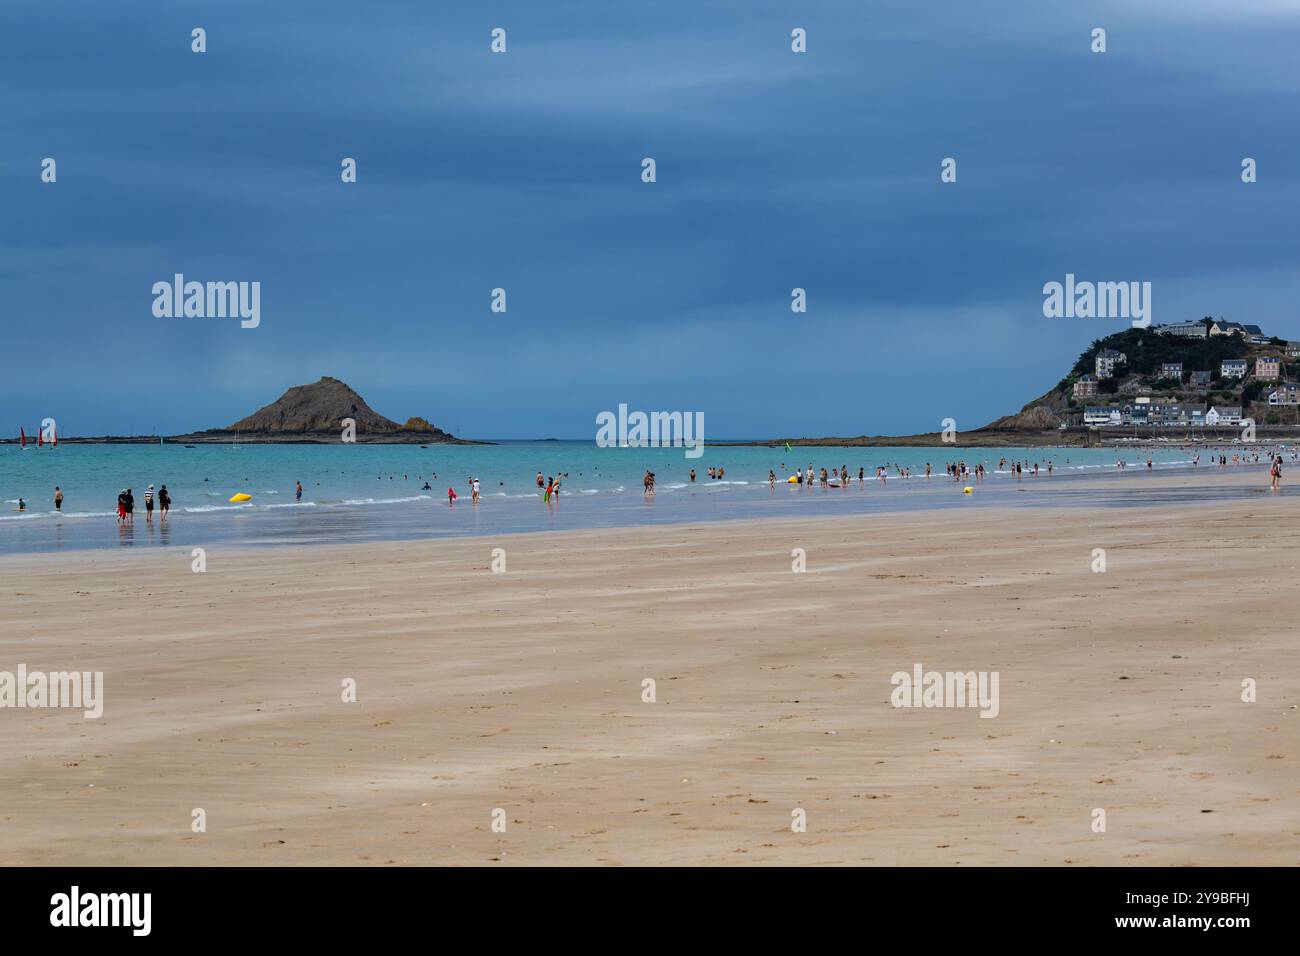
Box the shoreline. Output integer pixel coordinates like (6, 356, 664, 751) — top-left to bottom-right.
(2, 463, 1293, 557)
(0, 466, 1291, 571)
(0, 462, 1293, 553)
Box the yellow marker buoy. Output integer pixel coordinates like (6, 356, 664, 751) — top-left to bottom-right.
(787, 476, 798, 483)
(962, 486, 973, 494)
(229, 493, 253, 503)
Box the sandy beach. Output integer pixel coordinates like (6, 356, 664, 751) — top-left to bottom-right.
(1, 472, 1297, 866)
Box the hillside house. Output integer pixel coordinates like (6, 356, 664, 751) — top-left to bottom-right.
(1205, 406, 1243, 426)
(1096, 349, 1127, 379)
(1155, 322, 1209, 339)
(1268, 384, 1300, 406)
(1255, 356, 1282, 380)
(1084, 405, 1122, 426)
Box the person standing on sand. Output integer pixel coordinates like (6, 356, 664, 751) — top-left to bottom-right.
(116, 489, 127, 523)
(1271, 455, 1282, 490)
(144, 484, 155, 521)
(158, 485, 170, 519)
(125, 488, 135, 523)
(54, 487, 63, 511)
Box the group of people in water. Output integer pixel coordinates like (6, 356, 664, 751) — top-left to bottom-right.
(751, 461, 990, 488)
(112, 484, 170, 523)
(14, 484, 169, 519)
(536, 472, 567, 503)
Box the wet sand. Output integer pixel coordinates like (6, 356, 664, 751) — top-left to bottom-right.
(1, 471, 1297, 865)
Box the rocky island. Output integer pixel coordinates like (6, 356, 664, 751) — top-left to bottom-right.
(167, 376, 475, 444)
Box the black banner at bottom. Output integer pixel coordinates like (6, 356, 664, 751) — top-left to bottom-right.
(0, 866, 1279, 942)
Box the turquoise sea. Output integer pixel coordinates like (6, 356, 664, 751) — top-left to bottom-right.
(0, 441, 1290, 554)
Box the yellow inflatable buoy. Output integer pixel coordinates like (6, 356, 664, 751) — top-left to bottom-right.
(229, 493, 253, 503)
(787, 476, 798, 483)
(962, 487, 973, 495)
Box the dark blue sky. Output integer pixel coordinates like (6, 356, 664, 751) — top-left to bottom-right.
(3, 1, 1298, 438)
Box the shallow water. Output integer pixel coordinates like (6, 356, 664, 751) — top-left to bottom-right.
(0, 441, 1291, 554)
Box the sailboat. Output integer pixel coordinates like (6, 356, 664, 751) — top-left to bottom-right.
(18, 424, 56, 449)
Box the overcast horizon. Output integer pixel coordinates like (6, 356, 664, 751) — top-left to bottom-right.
(4, 0, 1300, 440)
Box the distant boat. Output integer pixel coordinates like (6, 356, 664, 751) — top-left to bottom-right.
(420, 444, 428, 448)
(184, 444, 195, 449)
(17, 425, 55, 449)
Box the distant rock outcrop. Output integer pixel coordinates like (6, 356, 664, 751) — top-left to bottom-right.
(980, 404, 1062, 431)
(171, 376, 469, 444)
(227, 377, 398, 433)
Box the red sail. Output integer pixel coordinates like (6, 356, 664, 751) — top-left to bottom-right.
(19, 427, 26, 448)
